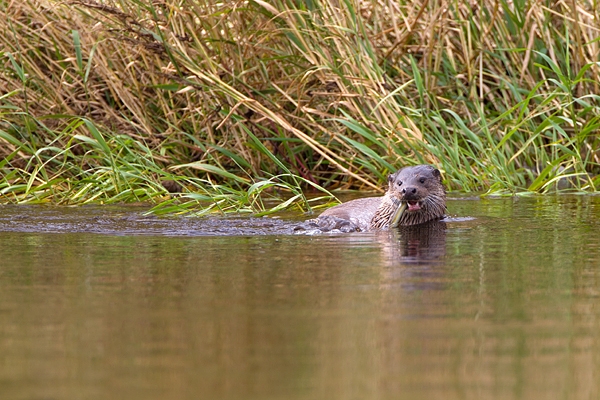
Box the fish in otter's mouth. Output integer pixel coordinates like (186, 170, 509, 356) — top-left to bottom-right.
(388, 198, 408, 228)
(388, 198, 429, 227)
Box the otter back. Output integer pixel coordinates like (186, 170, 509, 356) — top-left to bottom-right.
(318, 197, 381, 232)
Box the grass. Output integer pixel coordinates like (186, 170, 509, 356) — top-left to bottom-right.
(1, 0, 599, 215)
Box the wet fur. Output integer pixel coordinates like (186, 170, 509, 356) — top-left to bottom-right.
(316, 165, 446, 231)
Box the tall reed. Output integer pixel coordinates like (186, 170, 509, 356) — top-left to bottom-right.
(1, 0, 598, 213)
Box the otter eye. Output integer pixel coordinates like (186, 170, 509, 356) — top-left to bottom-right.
(419, 177, 426, 184)
(396, 181, 402, 186)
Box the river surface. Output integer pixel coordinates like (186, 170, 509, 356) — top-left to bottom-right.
(1, 195, 599, 400)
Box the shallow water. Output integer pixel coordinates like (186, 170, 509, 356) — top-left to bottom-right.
(1, 195, 600, 400)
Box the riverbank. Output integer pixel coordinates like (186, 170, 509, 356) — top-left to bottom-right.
(1, 0, 598, 214)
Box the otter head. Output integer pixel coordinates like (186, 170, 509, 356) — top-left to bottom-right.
(387, 164, 446, 226)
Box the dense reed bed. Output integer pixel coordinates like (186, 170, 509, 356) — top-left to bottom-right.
(1, 0, 599, 214)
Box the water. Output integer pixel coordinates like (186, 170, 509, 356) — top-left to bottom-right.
(1, 195, 599, 400)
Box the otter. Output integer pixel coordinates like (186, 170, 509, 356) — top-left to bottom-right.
(313, 164, 446, 232)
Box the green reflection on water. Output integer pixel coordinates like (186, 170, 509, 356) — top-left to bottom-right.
(0, 196, 599, 400)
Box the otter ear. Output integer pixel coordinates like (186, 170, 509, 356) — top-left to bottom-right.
(387, 173, 394, 183)
(432, 168, 442, 181)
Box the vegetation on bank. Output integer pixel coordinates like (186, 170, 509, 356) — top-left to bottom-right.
(1, 0, 599, 214)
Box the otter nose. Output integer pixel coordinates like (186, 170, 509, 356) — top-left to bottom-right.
(401, 186, 419, 200)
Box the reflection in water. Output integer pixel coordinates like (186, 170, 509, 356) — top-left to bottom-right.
(0, 196, 600, 399)
(392, 220, 447, 263)
(374, 221, 448, 294)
